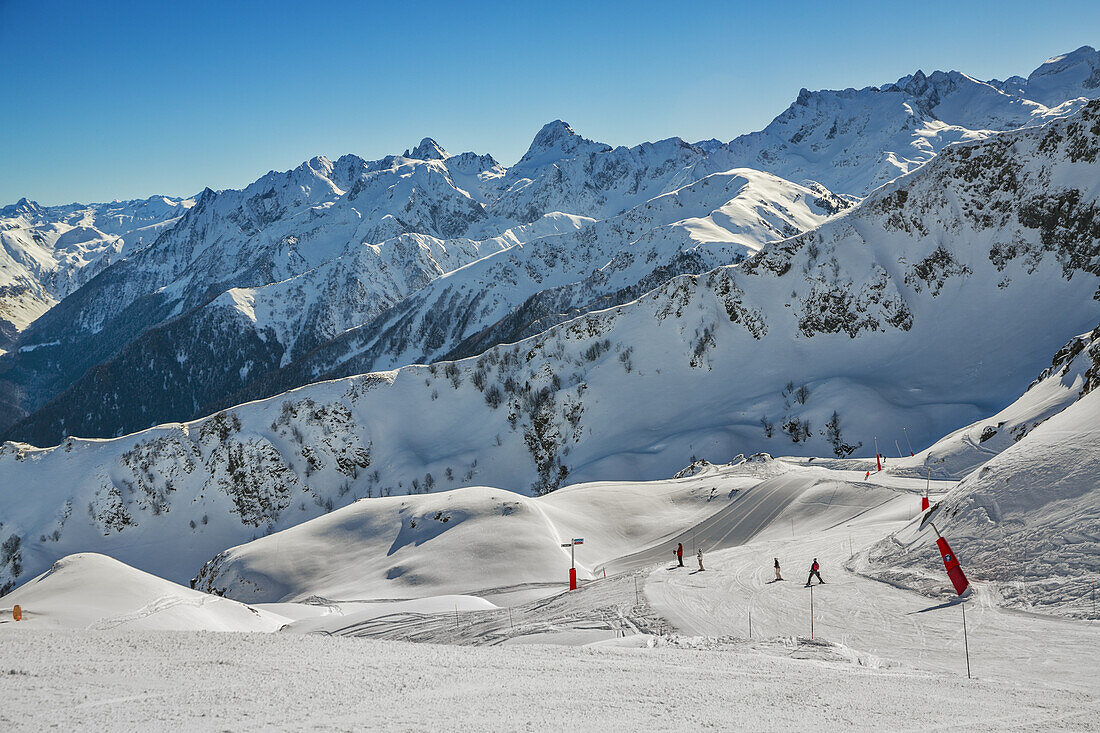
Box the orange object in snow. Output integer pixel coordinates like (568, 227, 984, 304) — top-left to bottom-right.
(12, 605, 22, 621)
(921, 496, 930, 511)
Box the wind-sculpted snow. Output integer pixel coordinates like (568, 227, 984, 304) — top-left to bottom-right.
(3, 102, 1100, 596)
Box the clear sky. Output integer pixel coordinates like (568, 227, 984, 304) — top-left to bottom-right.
(2, 0, 1097, 205)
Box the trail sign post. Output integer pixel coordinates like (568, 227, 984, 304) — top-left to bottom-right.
(561, 538, 584, 590)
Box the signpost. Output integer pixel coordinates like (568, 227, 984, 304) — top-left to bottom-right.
(561, 538, 584, 590)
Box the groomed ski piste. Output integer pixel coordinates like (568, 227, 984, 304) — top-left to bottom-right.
(3, 376, 1099, 732)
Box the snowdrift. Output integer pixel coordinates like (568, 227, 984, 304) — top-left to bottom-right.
(0, 553, 287, 631)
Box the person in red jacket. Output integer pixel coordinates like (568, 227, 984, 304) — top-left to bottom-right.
(806, 558, 824, 586)
(675, 542, 684, 567)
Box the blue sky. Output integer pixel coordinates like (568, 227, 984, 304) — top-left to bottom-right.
(2, 0, 1097, 205)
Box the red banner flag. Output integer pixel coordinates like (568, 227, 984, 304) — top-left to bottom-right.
(936, 536, 970, 596)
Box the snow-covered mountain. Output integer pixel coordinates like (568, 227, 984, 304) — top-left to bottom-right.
(992, 45, 1100, 107)
(0, 152, 841, 444)
(2, 47, 1097, 444)
(0, 195, 194, 351)
(723, 48, 1100, 197)
(2, 98, 1099, 594)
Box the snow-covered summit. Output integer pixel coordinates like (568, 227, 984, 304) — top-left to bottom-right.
(513, 120, 613, 169)
(405, 137, 449, 160)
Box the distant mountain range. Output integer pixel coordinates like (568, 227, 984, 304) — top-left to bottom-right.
(2, 47, 1097, 446)
(1, 87, 1098, 593)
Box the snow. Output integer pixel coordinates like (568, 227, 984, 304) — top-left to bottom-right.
(2, 45, 1100, 730)
(7, 628, 1098, 732)
(0, 553, 286, 632)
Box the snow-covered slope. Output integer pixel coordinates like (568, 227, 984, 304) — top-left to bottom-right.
(2, 100, 1099, 596)
(861, 369, 1100, 619)
(0, 147, 510, 431)
(0, 195, 193, 351)
(191, 464, 761, 602)
(1, 552, 287, 631)
(993, 46, 1100, 108)
(239, 169, 847, 396)
(892, 324, 1100, 480)
(723, 64, 1093, 198)
(4, 166, 844, 444)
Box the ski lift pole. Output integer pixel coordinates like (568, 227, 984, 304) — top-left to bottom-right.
(895, 440, 903, 459)
(903, 427, 914, 456)
(874, 437, 881, 471)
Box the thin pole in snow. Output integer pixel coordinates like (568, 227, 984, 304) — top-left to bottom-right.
(748, 611, 752, 639)
(895, 440, 903, 459)
(635, 575, 641, 606)
(508, 607, 513, 630)
(903, 427, 914, 456)
(849, 536, 854, 559)
(961, 602, 972, 679)
(810, 585, 815, 640)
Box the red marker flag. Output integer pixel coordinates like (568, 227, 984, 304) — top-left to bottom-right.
(936, 536, 970, 596)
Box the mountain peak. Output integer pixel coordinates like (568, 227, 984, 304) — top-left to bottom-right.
(1030, 45, 1100, 83)
(406, 137, 449, 160)
(516, 120, 611, 167)
(2, 197, 44, 217)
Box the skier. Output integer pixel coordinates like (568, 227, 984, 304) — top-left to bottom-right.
(806, 558, 824, 586)
(774, 557, 783, 581)
(675, 542, 684, 567)
(697, 548, 705, 571)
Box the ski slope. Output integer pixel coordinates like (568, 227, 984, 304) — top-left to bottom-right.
(645, 483, 1100, 694)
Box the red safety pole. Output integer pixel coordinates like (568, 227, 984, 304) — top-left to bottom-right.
(874, 437, 881, 472)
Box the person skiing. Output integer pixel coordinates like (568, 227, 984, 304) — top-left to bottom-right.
(675, 542, 684, 567)
(774, 557, 783, 581)
(697, 548, 705, 571)
(806, 558, 824, 586)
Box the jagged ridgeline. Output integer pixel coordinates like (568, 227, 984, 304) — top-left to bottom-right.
(2, 47, 1098, 444)
(1, 99, 1099, 593)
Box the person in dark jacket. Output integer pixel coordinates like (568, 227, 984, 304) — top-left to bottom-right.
(675, 542, 684, 567)
(806, 558, 824, 586)
(774, 557, 783, 581)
